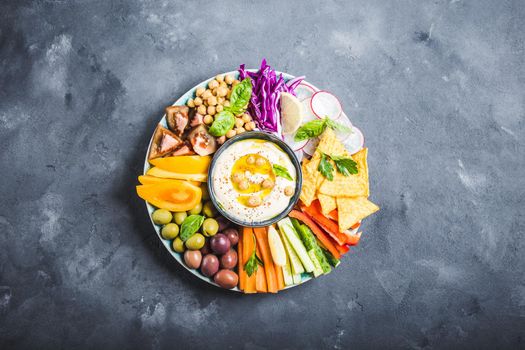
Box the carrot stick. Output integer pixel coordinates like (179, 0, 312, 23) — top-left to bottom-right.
(253, 227, 278, 293)
(300, 201, 349, 245)
(255, 244, 267, 293)
(288, 210, 341, 259)
(275, 265, 285, 291)
(238, 229, 245, 291)
(242, 227, 256, 293)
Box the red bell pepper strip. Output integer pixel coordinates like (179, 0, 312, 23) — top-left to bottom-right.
(288, 210, 341, 259)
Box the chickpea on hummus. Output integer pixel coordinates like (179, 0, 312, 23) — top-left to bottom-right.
(211, 139, 296, 223)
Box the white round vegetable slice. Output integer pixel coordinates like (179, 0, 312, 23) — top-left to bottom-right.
(283, 132, 308, 152)
(310, 90, 342, 120)
(301, 97, 317, 123)
(341, 126, 364, 155)
(294, 82, 316, 101)
(303, 137, 318, 156)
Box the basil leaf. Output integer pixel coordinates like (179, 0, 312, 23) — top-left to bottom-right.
(180, 215, 205, 241)
(325, 118, 352, 133)
(244, 250, 259, 277)
(272, 164, 293, 181)
(330, 155, 358, 176)
(318, 153, 334, 181)
(294, 119, 328, 141)
(226, 77, 252, 115)
(208, 111, 235, 136)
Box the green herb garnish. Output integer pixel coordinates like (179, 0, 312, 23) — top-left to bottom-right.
(294, 117, 352, 142)
(225, 77, 252, 116)
(208, 111, 235, 136)
(330, 155, 358, 176)
(318, 153, 358, 180)
(318, 153, 335, 181)
(180, 215, 205, 241)
(272, 164, 293, 181)
(244, 233, 263, 277)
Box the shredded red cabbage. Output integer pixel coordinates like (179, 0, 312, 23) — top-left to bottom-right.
(239, 59, 304, 133)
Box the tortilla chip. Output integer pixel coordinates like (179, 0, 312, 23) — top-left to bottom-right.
(318, 194, 337, 215)
(318, 148, 369, 197)
(299, 153, 320, 206)
(317, 128, 346, 156)
(336, 196, 380, 231)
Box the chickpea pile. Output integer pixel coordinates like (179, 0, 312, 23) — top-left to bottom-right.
(187, 74, 257, 138)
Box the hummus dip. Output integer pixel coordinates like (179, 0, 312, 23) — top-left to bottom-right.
(211, 139, 297, 223)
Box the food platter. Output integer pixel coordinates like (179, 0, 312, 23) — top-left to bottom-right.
(138, 61, 379, 293)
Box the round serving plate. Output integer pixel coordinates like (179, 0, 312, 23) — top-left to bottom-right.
(143, 70, 326, 292)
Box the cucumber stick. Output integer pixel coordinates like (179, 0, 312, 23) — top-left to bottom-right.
(290, 218, 331, 274)
(281, 255, 294, 286)
(292, 273, 302, 284)
(278, 218, 315, 273)
(308, 250, 323, 277)
(279, 225, 304, 275)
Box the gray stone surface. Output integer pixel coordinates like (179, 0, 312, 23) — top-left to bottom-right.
(1, 0, 524, 348)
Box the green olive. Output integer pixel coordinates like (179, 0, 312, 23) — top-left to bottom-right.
(152, 209, 172, 225)
(173, 212, 187, 225)
(172, 237, 185, 253)
(201, 184, 210, 200)
(202, 201, 218, 217)
(161, 223, 179, 240)
(202, 218, 219, 237)
(188, 202, 203, 215)
(185, 233, 205, 250)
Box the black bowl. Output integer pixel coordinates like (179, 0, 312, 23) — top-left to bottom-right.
(207, 131, 303, 227)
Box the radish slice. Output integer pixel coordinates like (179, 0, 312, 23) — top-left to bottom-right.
(341, 126, 364, 155)
(303, 137, 319, 156)
(295, 82, 316, 101)
(283, 132, 308, 152)
(310, 91, 342, 120)
(301, 98, 317, 123)
(294, 150, 304, 162)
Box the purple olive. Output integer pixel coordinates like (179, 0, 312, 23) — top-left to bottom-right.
(214, 269, 239, 289)
(184, 250, 202, 269)
(200, 254, 220, 277)
(220, 249, 238, 269)
(210, 233, 231, 255)
(224, 228, 239, 246)
(216, 216, 231, 232)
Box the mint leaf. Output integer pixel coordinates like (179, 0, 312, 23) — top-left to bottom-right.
(225, 77, 252, 115)
(208, 111, 235, 136)
(272, 164, 293, 181)
(325, 117, 352, 133)
(294, 119, 328, 141)
(180, 215, 205, 241)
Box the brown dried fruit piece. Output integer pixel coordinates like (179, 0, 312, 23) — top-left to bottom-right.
(188, 125, 217, 156)
(148, 124, 183, 160)
(165, 105, 189, 136)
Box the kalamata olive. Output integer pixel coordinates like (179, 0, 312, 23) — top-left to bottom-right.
(220, 249, 238, 269)
(184, 250, 202, 269)
(216, 216, 231, 232)
(201, 254, 220, 277)
(224, 228, 239, 246)
(200, 240, 211, 255)
(210, 233, 231, 255)
(214, 269, 239, 289)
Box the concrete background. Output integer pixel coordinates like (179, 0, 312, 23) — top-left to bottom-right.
(1, 0, 524, 348)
